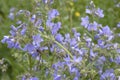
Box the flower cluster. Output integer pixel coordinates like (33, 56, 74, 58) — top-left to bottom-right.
(1, 0, 120, 80)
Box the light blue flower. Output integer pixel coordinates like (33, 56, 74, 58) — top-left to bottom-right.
(81, 16, 89, 28)
(48, 9, 59, 20)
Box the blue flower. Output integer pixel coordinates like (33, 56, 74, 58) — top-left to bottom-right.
(42, 0, 53, 4)
(9, 25, 17, 37)
(114, 56, 120, 65)
(94, 34, 100, 40)
(46, 19, 54, 28)
(81, 16, 89, 28)
(73, 56, 82, 63)
(55, 33, 64, 43)
(30, 77, 39, 80)
(90, 49, 97, 58)
(54, 75, 61, 80)
(87, 21, 98, 31)
(34, 19, 42, 27)
(21, 27, 27, 35)
(1, 36, 10, 43)
(97, 39, 105, 48)
(95, 8, 104, 18)
(1, 36, 21, 49)
(74, 48, 87, 56)
(39, 26, 44, 32)
(86, 9, 92, 14)
(23, 44, 35, 52)
(64, 33, 71, 43)
(72, 28, 81, 40)
(14, 42, 21, 49)
(8, 13, 14, 20)
(70, 38, 77, 47)
(32, 34, 43, 47)
(96, 56, 106, 72)
(6, 40, 15, 48)
(31, 14, 36, 23)
(117, 22, 120, 28)
(100, 69, 116, 80)
(64, 56, 71, 62)
(51, 22, 61, 35)
(48, 9, 59, 20)
(102, 26, 112, 36)
(21, 76, 26, 80)
(97, 56, 106, 64)
(74, 77, 79, 80)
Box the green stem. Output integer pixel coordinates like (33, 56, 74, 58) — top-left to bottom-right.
(28, 54, 32, 74)
(40, 34, 73, 58)
(54, 40, 73, 58)
(70, 8, 73, 28)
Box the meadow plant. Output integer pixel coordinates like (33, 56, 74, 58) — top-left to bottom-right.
(1, 0, 120, 80)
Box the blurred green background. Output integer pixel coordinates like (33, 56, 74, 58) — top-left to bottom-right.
(0, 0, 120, 79)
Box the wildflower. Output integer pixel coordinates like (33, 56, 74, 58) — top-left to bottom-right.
(1, 36, 10, 43)
(96, 56, 106, 74)
(97, 39, 105, 48)
(46, 19, 54, 28)
(16, 20, 22, 24)
(75, 12, 80, 17)
(21, 27, 27, 35)
(70, 38, 77, 47)
(87, 21, 98, 31)
(23, 44, 35, 52)
(31, 14, 36, 23)
(73, 56, 82, 63)
(16, 10, 25, 15)
(74, 32, 80, 41)
(1, 36, 21, 49)
(95, 8, 104, 18)
(32, 34, 43, 47)
(42, 0, 54, 4)
(22, 76, 39, 80)
(51, 22, 61, 35)
(34, 19, 42, 27)
(74, 77, 79, 80)
(114, 56, 120, 65)
(9, 25, 18, 37)
(100, 69, 116, 80)
(86, 8, 92, 14)
(81, 16, 89, 28)
(90, 49, 97, 58)
(55, 33, 64, 43)
(54, 75, 61, 80)
(64, 33, 71, 43)
(39, 26, 44, 31)
(8, 13, 14, 20)
(94, 34, 100, 40)
(48, 9, 59, 20)
(97, 56, 106, 64)
(117, 22, 120, 28)
(30, 77, 39, 80)
(102, 26, 112, 36)
(10, 7, 16, 12)
(86, 1, 104, 18)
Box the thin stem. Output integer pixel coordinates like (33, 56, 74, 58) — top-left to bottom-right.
(40, 33, 73, 58)
(28, 54, 32, 74)
(70, 8, 73, 28)
(54, 40, 73, 58)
